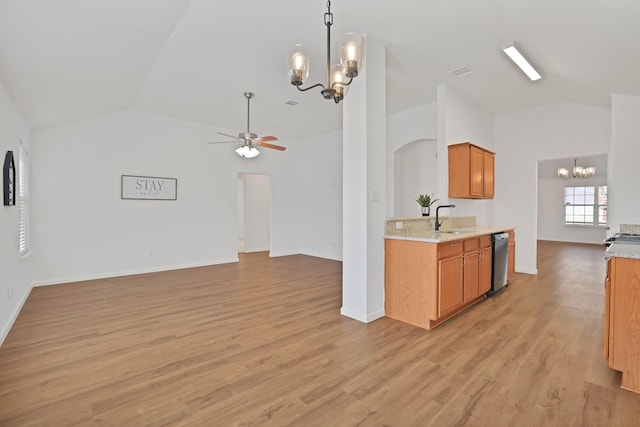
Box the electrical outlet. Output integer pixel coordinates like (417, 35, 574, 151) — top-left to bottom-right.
(395, 221, 403, 229)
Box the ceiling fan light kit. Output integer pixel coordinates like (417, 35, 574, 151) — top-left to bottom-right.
(286, 0, 364, 103)
(235, 145, 260, 159)
(207, 92, 286, 159)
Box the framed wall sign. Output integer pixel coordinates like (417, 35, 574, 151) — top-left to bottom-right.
(3, 151, 16, 206)
(121, 175, 177, 200)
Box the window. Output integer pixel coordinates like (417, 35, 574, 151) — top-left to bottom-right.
(564, 185, 607, 226)
(18, 142, 30, 255)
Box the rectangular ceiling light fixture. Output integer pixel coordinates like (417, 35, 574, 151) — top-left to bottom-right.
(502, 42, 541, 81)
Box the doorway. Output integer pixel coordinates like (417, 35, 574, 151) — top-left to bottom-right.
(237, 173, 271, 253)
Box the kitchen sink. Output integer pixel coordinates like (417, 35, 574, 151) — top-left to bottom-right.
(438, 230, 475, 234)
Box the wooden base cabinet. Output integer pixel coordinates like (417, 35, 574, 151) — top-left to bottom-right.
(604, 256, 640, 394)
(385, 236, 492, 330)
(507, 230, 516, 281)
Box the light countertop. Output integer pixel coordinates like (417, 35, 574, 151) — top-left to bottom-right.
(384, 226, 514, 243)
(605, 243, 640, 260)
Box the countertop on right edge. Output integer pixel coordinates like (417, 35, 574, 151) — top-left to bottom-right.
(605, 242, 640, 260)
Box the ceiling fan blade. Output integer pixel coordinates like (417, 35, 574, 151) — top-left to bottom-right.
(207, 140, 237, 144)
(255, 135, 278, 143)
(217, 132, 241, 140)
(256, 141, 286, 151)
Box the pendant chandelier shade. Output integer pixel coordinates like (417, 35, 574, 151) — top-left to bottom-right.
(557, 158, 596, 180)
(286, 1, 364, 103)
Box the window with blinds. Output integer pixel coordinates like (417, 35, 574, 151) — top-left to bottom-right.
(18, 143, 30, 255)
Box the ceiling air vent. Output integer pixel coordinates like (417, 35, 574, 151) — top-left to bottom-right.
(284, 100, 298, 106)
(450, 65, 472, 77)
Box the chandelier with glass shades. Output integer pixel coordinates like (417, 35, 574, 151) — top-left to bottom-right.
(286, 1, 364, 103)
(557, 158, 596, 180)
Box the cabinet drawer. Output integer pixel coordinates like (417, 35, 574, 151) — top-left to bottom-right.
(463, 238, 479, 251)
(480, 235, 492, 248)
(439, 241, 463, 259)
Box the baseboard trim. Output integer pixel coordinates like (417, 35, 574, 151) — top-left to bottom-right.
(340, 307, 385, 323)
(300, 250, 342, 262)
(0, 284, 33, 347)
(32, 258, 239, 287)
(243, 247, 270, 253)
(515, 267, 537, 275)
(268, 250, 300, 258)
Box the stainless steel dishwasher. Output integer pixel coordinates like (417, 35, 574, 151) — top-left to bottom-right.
(487, 232, 509, 296)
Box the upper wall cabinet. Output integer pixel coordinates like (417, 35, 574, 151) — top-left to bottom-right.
(448, 142, 495, 199)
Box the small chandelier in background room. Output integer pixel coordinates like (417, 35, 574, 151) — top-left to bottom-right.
(557, 158, 596, 180)
(286, 1, 364, 103)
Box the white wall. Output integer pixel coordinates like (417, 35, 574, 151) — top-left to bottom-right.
(386, 103, 438, 217)
(609, 94, 640, 236)
(298, 130, 343, 261)
(437, 85, 495, 225)
(31, 110, 301, 285)
(236, 179, 245, 241)
(297, 101, 441, 260)
(238, 173, 270, 253)
(0, 79, 33, 344)
(494, 102, 611, 274)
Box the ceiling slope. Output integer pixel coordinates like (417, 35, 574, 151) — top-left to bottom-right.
(1, 0, 640, 140)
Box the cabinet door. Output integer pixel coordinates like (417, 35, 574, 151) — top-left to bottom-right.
(507, 231, 515, 281)
(438, 255, 463, 318)
(604, 262, 611, 361)
(469, 145, 484, 197)
(448, 144, 470, 198)
(479, 246, 492, 294)
(609, 257, 640, 373)
(508, 242, 515, 281)
(483, 151, 494, 198)
(463, 250, 479, 302)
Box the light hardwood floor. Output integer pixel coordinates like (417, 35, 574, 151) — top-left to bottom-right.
(1, 241, 639, 426)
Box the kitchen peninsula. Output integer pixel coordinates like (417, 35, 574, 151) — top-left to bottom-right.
(385, 216, 515, 330)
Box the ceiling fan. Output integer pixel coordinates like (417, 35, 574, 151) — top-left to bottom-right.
(208, 91, 286, 158)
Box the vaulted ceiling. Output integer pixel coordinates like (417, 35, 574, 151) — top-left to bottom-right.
(0, 0, 639, 140)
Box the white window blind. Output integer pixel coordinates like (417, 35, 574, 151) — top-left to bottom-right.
(18, 143, 30, 255)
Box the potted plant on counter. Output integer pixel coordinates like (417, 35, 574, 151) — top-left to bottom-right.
(416, 193, 438, 216)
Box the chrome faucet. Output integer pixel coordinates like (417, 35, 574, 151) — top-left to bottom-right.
(435, 204, 456, 231)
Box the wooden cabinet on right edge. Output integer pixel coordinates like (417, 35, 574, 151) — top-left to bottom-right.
(507, 230, 516, 281)
(603, 256, 640, 394)
(448, 142, 495, 199)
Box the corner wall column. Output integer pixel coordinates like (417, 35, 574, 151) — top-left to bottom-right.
(340, 35, 386, 322)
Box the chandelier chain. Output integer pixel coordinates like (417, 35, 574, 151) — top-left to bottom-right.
(324, 1, 333, 25)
